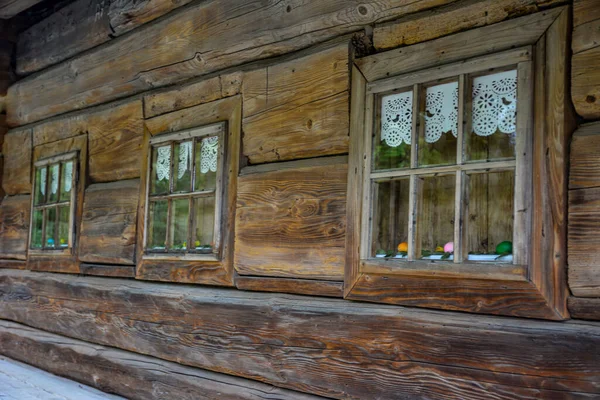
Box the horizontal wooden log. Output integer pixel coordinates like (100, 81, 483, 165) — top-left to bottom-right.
(235, 275, 343, 298)
(0, 270, 599, 399)
(572, 46, 600, 120)
(7, 0, 461, 126)
(568, 187, 600, 297)
(80, 264, 135, 278)
(0, 195, 30, 260)
(568, 297, 600, 321)
(235, 160, 347, 281)
(0, 320, 323, 400)
(570, 122, 600, 190)
(0, 0, 45, 18)
(33, 100, 144, 183)
(78, 179, 139, 266)
(373, 0, 564, 50)
(574, 0, 600, 27)
(572, 17, 600, 54)
(1, 129, 31, 195)
(107, 0, 196, 36)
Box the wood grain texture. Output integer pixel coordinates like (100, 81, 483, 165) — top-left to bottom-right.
(1, 129, 31, 195)
(0, 195, 30, 260)
(79, 179, 139, 266)
(568, 297, 600, 321)
(16, 0, 112, 76)
(33, 100, 144, 183)
(568, 187, 600, 297)
(0, 0, 45, 18)
(373, 0, 564, 50)
(235, 275, 343, 298)
(357, 8, 562, 82)
(570, 122, 600, 190)
(572, 45, 600, 120)
(80, 263, 135, 278)
(1, 270, 599, 399)
(8, 0, 460, 126)
(572, 17, 600, 54)
(0, 320, 323, 400)
(235, 161, 347, 281)
(108, 0, 195, 36)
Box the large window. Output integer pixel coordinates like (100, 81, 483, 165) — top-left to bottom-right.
(144, 123, 224, 258)
(30, 152, 77, 253)
(346, 9, 573, 320)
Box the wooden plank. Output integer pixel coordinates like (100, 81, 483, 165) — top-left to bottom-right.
(574, 0, 600, 27)
(16, 0, 112, 76)
(373, 0, 564, 50)
(572, 18, 600, 54)
(7, 0, 461, 126)
(80, 263, 135, 278)
(572, 46, 600, 120)
(235, 162, 347, 281)
(78, 179, 139, 266)
(357, 8, 562, 82)
(0, 320, 323, 400)
(570, 122, 600, 189)
(568, 187, 600, 297)
(235, 275, 343, 298)
(33, 100, 144, 183)
(568, 297, 600, 321)
(1, 129, 31, 195)
(108, 0, 195, 36)
(1, 270, 599, 398)
(243, 92, 349, 164)
(0, 195, 30, 260)
(0, 0, 44, 18)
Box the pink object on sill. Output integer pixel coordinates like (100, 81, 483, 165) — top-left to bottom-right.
(444, 242, 454, 253)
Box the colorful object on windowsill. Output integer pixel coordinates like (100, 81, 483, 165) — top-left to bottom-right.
(397, 242, 408, 253)
(495, 241, 513, 260)
(47, 238, 54, 247)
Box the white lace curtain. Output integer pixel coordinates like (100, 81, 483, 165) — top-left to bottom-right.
(380, 70, 517, 147)
(155, 136, 219, 182)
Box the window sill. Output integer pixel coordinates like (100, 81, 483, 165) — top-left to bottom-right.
(142, 253, 219, 263)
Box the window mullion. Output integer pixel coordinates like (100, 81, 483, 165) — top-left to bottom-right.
(165, 198, 172, 252)
(453, 75, 466, 263)
(410, 83, 419, 169)
(407, 175, 420, 261)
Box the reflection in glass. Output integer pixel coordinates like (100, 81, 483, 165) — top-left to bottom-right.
(374, 91, 412, 170)
(419, 81, 458, 166)
(60, 161, 73, 202)
(169, 199, 189, 250)
(58, 206, 70, 248)
(48, 164, 60, 203)
(151, 145, 171, 195)
(34, 167, 46, 205)
(173, 141, 193, 193)
(148, 200, 168, 250)
(418, 175, 455, 260)
(31, 209, 43, 249)
(194, 197, 215, 253)
(45, 207, 56, 248)
(371, 179, 410, 258)
(466, 69, 517, 161)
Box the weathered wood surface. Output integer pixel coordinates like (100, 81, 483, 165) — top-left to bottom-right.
(570, 122, 600, 190)
(572, 0, 600, 119)
(80, 263, 135, 278)
(33, 100, 143, 183)
(0, 320, 323, 400)
(0, 0, 45, 18)
(568, 187, 600, 297)
(1, 270, 599, 399)
(235, 160, 347, 281)
(79, 180, 139, 266)
(373, 0, 564, 50)
(0, 195, 30, 260)
(1, 129, 31, 195)
(235, 275, 343, 298)
(8, 0, 467, 126)
(108, 0, 196, 36)
(568, 297, 600, 321)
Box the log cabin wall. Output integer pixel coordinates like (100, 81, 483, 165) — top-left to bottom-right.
(0, 0, 599, 398)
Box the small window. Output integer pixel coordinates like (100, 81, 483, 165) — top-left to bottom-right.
(30, 153, 77, 252)
(370, 68, 521, 263)
(144, 123, 224, 258)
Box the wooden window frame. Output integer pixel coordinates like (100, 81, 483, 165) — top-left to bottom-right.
(29, 152, 78, 255)
(136, 96, 242, 286)
(28, 134, 87, 274)
(346, 8, 575, 320)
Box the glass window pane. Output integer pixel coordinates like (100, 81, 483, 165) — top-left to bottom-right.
(418, 80, 459, 166)
(34, 167, 47, 205)
(467, 170, 514, 262)
(48, 164, 60, 203)
(418, 175, 455, 260)
(193, 196, 215, 253)
(371, 179, 410, 258)
(173, 141, 193, 193)
(60, 161, 73, 202)
(374, 91, 412, 170)
(151, 145, 171, 195)
(44, 207, 56, 248)
(169, 199, 190, 251)
(466, 69, 517, 161)
(58, 206, 70, 248)
(31, 209, 43, 249)
(195, 136, 219, 191)
(148, 200, 168, 250)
